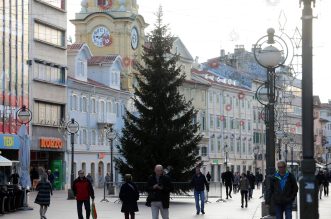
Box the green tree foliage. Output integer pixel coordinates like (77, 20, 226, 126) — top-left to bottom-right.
(115, 7, 202, 189)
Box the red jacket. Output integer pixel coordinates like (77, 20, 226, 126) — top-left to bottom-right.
(72, 177, 95, 201)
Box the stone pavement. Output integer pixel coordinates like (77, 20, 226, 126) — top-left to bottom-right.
(2, 188, 330, 219)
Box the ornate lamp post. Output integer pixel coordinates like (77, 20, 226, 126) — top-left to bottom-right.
(16, 105, 32, 210)
(105, 124, 116, 194)
(66, 118, 79, 199)
(254, 28, 288, 217)
(16, 105, 33, 124)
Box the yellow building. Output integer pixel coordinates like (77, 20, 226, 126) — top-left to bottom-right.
(71, 0, 148, 90)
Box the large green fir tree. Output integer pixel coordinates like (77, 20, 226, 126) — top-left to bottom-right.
(116, 8, 202, 186)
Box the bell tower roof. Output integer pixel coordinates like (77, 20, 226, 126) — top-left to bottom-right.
(77, 0, 140, 20)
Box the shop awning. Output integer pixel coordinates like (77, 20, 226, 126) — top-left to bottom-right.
(0, 155, 12, 166)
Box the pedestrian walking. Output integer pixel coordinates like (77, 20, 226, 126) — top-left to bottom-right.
(119, 174, 139, 219)
(47, 170, 55, 188)
(221, 167, 234, 199)
(206, 172, 211, 182)
(146, 164, 173, 219)
(233, 172, 240, 194)
(323, 170, 329, 196)
(9, 168, 20, 185)
(266, 160, 298, 219)
(35, 172, 53, 219)
(105, 172, 111, 191)
(256, 171, 263, 189)
(191, 167, 209, 215)
(247, 171, 256, 199)
(239, 173, 250, 208)
(86, 173, 94, 186)
(316, 170, 324, 199)
(73, 170, 95, 219)
(30, 167, 39, 190)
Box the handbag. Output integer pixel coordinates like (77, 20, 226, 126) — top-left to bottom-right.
(92, 201, 97, 219)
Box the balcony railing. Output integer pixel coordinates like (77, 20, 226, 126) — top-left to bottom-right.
(97, 113, 116, 125)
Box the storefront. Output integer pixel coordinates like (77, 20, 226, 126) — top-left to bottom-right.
(0, 134, 20, 160)
(31, 126, 66, 190)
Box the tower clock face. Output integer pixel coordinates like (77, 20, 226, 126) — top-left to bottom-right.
(131, 27, 139, 50)
(92, 26, 111, 48)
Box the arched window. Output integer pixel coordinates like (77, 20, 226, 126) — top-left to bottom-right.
(106, 101, 111, 113)
(83, 129, 87, 144)
(91, 99, 96, 113)
(82, 97, 88, 112)
(71, 95, 77, 110)
(91, 130, 96, 145)
(100, 101, 105, 119)
(97, 0, 106, 6)
(82, 162, 86, 173)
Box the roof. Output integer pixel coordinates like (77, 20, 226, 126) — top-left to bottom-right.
(67, 43, 85, 51)
(87, 56, 118, 65)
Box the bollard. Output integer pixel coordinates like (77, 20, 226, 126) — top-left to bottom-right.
(100, 182, 109, 202)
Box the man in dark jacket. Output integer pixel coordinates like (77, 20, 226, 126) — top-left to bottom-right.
(221, 167, 234, 199)
(72, 170, 95, 219)
(247, 171, 256, 199)
(266, 161, 298, 219)
(191, 167, 209, 215)
(47, 170, 55, 188)
(147, 164, 173, 219)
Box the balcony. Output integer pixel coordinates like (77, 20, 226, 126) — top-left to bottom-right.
(97, 113, 116, 126)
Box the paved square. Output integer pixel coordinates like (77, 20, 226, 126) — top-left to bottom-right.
(2, 188, 330, 219)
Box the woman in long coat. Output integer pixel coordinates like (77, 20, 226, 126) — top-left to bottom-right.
(119, 174, 139, 219)
(35, 172, 52, 219)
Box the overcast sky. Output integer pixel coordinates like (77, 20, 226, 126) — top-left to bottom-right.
(67, 0, 331, 102)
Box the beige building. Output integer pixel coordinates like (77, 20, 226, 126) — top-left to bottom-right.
(28, 0, 68, 187)
(71, 0, 147, 91)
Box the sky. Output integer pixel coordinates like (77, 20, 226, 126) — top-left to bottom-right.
(67, 0, 331, 102)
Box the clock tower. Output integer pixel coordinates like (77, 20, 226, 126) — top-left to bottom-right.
(71, 0, 148, 90)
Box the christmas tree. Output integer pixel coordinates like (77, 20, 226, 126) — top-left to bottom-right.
(116, 7, 202, 190)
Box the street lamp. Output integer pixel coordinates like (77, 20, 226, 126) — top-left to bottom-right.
(16, 105, 32, 210)
(254, 28, 288, 217)
(16, 105, 32, 124)
(224, 144, 229, 169)
(66, 118, 79, 199)
(104, 124, 116, 194)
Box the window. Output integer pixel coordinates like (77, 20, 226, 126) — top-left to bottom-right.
(91, 130, 96, 145)
(34, 102, 62, 126)
(201, 147, 207, 156)
(217, 139, 221, 153)
(82, 97, 88, 112)
(230, 117, 234, 129)
(82, 129, 87, 144)
(100, 101, 105, 118)
(216, 115, 221, 129)
(201, 112, 206, 131)
(209, 92, 213, 102)
(71, 95, 77, 110)
(223, 116, 227, 129)
(216, 94, 219, 103)
(34, 62, 65, 84)
(116, 102, 120, 117)
(34, 22, 65, 47)
(39, 0, 65, 9)
(237, 141, 240, 153)
(248, 120, 251, 131)
(230, 139, 234, 151)
(107, 101, 112, 113)
(91, 99, 96, 113)
(241, 100, 245, 108)
(210, 114, 214, 129)
(201, 91, 205, 102)
(242, 142, 246, 153)
(210, 137, 214, 153)
(247, 101, 251, 109)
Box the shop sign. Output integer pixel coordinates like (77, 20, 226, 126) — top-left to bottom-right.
(98, 153, 106, 159)
(40, 137, 63, 149)
(0, 134, 20, 150)
(212, 159, 219, 164)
